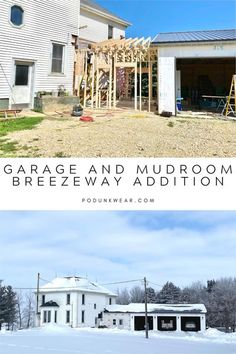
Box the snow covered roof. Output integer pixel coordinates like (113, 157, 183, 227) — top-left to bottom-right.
(105, 303, 207, 314)
(39, 277, 117, 297)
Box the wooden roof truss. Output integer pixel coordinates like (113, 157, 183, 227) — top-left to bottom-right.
(75, 38, 157, 111)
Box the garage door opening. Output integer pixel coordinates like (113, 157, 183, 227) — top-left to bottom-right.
(181, 317, 201, 332)
(176, 57, 235, 112)
(134, 316, 153, 331)
(157, 316, 177, 331)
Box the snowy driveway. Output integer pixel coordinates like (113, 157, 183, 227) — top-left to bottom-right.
(0, 327, 236, 354)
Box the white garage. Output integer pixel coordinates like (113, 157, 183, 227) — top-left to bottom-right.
(152, 29, 236, 115)
(101, 303, 207, 333)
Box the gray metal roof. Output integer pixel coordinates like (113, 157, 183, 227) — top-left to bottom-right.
(81, 0, 131, 26)
(152, 29, 236, 44)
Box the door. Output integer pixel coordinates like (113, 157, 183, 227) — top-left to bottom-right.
(176, 70, 181, 99)
(11, 61, 34, 108)
(158, 57, 176, 115)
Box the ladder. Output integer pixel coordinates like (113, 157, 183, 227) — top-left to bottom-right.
(223, 74, 236, 117)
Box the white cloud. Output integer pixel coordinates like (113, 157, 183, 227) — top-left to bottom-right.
(0, 211, 235, 291)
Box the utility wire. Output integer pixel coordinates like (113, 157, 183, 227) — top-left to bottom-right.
(12, 279, 163, 291)
(101, 279, 143, 286)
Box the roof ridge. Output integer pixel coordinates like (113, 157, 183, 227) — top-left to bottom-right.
(157, 28, 236, 35)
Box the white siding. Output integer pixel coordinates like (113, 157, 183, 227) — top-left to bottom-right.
(103, 312, 206, 332)
(158, 41, 236, 59)
(79, 9, 125, 43)
(0, 0, 80, 106)
(39, 291, 116, 328)
(103, 312, 131, 330)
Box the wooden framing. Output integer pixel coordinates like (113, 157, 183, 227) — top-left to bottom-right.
(76, 38, 157, 111)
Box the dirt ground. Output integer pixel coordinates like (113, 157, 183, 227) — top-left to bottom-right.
(5, 109, 236, 157)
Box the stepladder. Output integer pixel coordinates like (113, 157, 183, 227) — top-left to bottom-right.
(222, 74, 236, 117)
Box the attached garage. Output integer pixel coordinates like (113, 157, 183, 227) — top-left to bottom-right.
(181, 316, 201, 332)
(158, 316, 176, 331)
(102, 303, 207, 333)
(152, 29, 236, 115)
(134, 316, 153, 331)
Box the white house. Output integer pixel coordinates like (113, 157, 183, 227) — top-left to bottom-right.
(0, 0, 80, 110)
(37, 276, 117, 328)
(79, 0, 131, 46)
(152, 29, 236, 115)
(101, 303, 207, 332)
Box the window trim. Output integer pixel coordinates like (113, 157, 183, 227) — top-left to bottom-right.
(50, 42, 66, 76)
(43, 310, 51, 323)
(9, 4, 25, 28)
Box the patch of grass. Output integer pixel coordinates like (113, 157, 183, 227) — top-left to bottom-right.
(0, 139, 18, 153)
(54, 152, 67, 158)
(167, 121, 174, 128)
(0, 116, 43, 137)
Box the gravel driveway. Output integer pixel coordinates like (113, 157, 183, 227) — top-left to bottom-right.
(5, 109, 236, 157)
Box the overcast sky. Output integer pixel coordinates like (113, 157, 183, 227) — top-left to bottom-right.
(0, 211, 235, 292)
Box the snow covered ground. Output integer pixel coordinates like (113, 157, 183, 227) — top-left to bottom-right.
(0, 326, 236, 354)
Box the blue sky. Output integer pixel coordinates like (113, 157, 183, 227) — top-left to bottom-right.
(97, 0, 236, 38)
(0, 211, 235, 292)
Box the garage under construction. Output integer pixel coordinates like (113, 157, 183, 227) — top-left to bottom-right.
(76, 29, 236, 117)
(75, 37, 158, 112)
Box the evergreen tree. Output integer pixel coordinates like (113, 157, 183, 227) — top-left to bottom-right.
(158, 282, 181, 304)
(0, 285, 17, 330)
(146, 287, 156, 303)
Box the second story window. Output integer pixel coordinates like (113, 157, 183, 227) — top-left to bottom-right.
(42, 295, 45, 305)
(66, 294, 70, 305)
(10, 5, 24, 27)
(108, 25, 113, 39)
(51, 43, 65, 74)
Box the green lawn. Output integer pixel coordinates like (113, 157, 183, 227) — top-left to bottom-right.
(0, 116, 44, 156)
(0, 116, 43, 137)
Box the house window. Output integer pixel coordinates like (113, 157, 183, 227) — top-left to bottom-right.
(54, 311, 57, 323)
(43, 311, 51, 323)
(15, 65, 29, 86)
(66, 294, 70, 305)
(10, 5, 24, 27)
(94, 304, 96, 309)
(82, 310, 85, 323)
(82, 294, 85, 305)
(66, 310, 70, 324)
(42, 295, 45, 305)
(51, 43, 64, 74)
(108, 25, 113, 39)
(119, 319, 123, 326)
(113, 319, 116, 325)
(109, 298, 112, 305)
